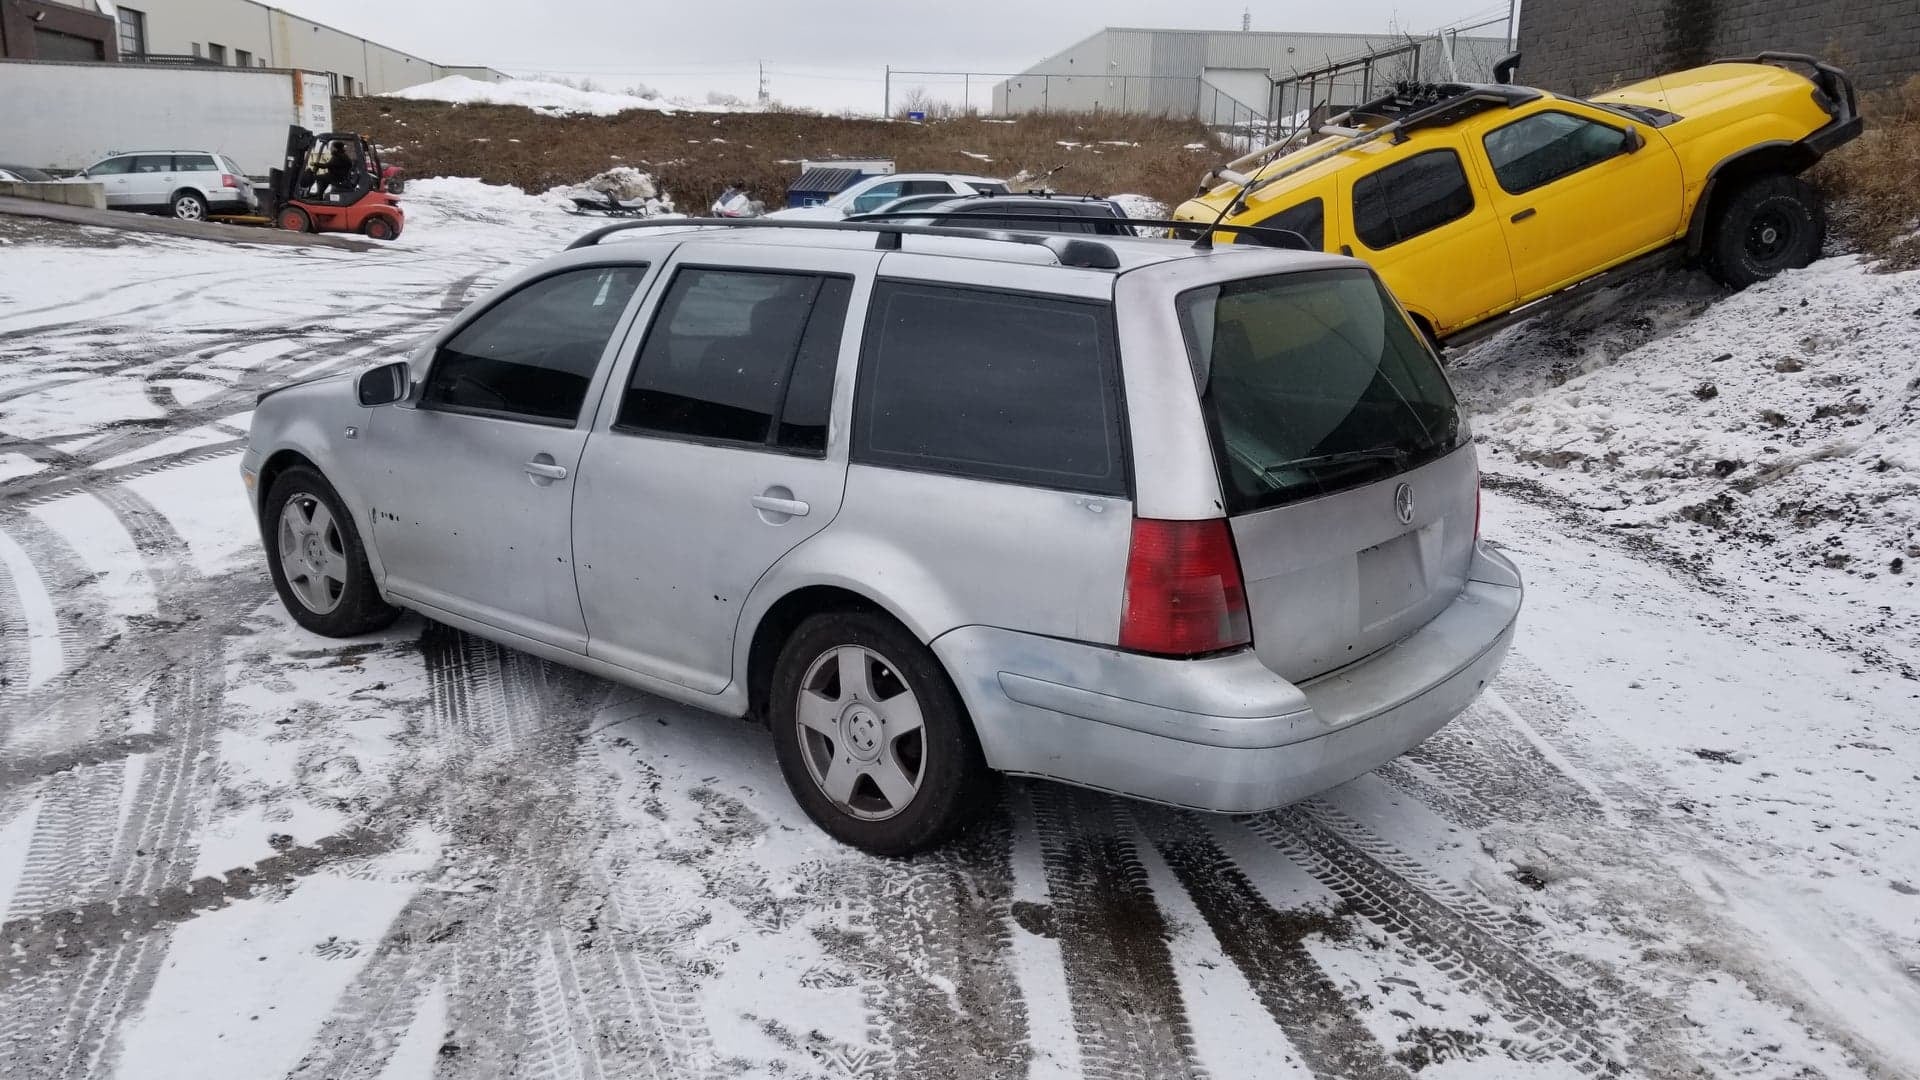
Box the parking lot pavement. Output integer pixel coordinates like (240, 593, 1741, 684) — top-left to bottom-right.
(0, 195, 383, 251)
(1, 182, 1915, 1080)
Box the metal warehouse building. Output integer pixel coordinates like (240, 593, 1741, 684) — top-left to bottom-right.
(992, 26, 1510, 126)
(8, 0, 505, 95)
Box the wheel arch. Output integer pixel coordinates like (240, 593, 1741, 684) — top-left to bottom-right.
(1685, 141, 1821, 257)
(169, 187, 208, 213)
(743, 584, 904, 723)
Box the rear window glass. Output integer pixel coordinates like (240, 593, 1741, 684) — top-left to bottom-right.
(854, 282, 1126, 495)
(1178, 269, 1463, 514)
(1351, 149, 1474, 250)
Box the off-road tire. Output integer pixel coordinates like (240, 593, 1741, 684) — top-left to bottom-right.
(262, 465, 400, 637)
(278, 205, 314, 233)
(1704, 174, 1825, 287)
(170, 190, 208, 221)
(770, 611, 992, 855)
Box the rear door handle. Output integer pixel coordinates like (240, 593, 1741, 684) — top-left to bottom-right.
(1510, 207, 1537, 223)
(750, 494, 810, 517)
(524, 460, 569, 480)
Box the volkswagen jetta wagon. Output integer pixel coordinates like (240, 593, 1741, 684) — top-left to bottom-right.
(242, 217, 1523, 854)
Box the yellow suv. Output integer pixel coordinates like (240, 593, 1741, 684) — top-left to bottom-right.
(1174, 53, 1861, 344)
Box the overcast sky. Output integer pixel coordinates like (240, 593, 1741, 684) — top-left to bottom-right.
(270, 0, 1515, 110)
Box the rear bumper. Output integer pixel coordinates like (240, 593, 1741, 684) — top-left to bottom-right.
(933, 541, 1523, 812)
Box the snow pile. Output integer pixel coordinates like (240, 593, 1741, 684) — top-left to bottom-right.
(1461, 256, 1920, 659)
(384, 75, 750, 117)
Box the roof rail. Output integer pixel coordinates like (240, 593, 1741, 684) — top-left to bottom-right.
(850, 211, 1316, 251)
(565, 216, 1125, 268)
(1198, 81, 1542, 203)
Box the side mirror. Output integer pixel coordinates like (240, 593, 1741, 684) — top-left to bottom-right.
(1622, 125, 1645, 154)
(356, 360, 410, 407)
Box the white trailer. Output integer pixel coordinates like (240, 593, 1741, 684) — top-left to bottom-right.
(0, 60, 332, 178)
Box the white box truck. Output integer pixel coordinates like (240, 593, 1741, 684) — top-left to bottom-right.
(0, 60, 332, 178)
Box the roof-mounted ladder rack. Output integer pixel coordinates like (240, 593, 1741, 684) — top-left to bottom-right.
(1197, 82, 1543, 206)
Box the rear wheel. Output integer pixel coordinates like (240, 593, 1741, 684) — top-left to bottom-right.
(1705, 174, 1825, 287)
(363, 216, 396, 241)
(171, 191, 208, 221)
(277, 205, 313, 233)
(769, 611, 991, 855)
(262, 465, 399, 637)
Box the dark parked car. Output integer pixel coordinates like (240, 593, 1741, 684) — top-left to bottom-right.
(851, 193, 1135, 235)
(0, 164, 55, 183)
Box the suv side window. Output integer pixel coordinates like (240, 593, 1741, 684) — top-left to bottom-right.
(1257, 197, 1324, 250)
(1483, 111, 1629, 194)
(1352, 149, 1474, 249)
(955, 203, 1097, 233)
(423, 265, 646, 424)
(88, 156, 135, 176)
(618, 268, 852, 453)
(854, 282, 1126, 496)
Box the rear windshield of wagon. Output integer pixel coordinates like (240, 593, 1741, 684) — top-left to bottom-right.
(1176, 268, 1464, 515)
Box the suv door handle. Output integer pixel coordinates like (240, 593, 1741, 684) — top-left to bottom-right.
(524, 460, 569, 480)
(1510, 207, 1537, 223)
(750, 494, 810, 518)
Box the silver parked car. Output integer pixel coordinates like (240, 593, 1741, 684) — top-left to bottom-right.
(241, 218, 1523, 854)
(66, 150, 257, 220)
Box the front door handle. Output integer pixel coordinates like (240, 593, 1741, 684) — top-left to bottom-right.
(750, 494, 810, 518)
(524, 460, 569, 480)
(1510, 207, 1537, 223)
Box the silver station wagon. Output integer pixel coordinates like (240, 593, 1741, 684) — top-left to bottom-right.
(242, 217, 1523, 854)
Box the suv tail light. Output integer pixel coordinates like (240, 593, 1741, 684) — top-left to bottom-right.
(1120, 518, 1251, 656)
(221, 174, 241, 189)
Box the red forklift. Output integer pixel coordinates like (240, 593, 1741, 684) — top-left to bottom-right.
(265, 126, 406, 240)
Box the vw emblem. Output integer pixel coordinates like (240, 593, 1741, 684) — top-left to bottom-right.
(1393, 482, 1415, 525)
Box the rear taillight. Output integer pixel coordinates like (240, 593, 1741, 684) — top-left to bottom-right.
(1119, 518, 1251, 656)
(221, 174, 240, 188)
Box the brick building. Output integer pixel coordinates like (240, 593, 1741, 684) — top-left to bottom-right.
(0, 0, 119, 62)
(1517, 0, 1920, 95)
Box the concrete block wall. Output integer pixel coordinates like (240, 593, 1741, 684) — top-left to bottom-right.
(0, 181, 107, 209)
(1517, 0, 1920, 94)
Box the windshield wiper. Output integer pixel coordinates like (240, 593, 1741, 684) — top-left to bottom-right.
(1259, 444, 1410, 476)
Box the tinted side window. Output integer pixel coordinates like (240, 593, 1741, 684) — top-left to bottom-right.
(855, 283, 1125, 495)
(955, 204, 1096, 233)
(899, 180, 957, 197)
(89, 156, 136, 176)
(1352, 149, 1474, 249)
(1483, 111, 1628, 194)
(131, 155, 173, 173)
(1256, 197, 1324, 250)
(619, 269, 851, 451)
(423, 265, 646, 424)
(174, 154, 218, 172)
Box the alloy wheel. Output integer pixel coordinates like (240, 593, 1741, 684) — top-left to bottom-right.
(277, 493, 348, 614)
(794, 644, 926, 821)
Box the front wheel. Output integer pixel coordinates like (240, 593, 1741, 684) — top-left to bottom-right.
(262, 465, 399, 637)
(171, 191, 208, 221)
(769, 611, 991, 855)
(1705, 174, 1825, 287)
(363, 216, 396, 241)
(277, 205, 313, 233)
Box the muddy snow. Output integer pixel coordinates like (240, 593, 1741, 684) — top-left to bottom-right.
(1, 181, 1917, 1079)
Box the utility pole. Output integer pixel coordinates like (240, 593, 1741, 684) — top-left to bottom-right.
(1242, 6, 1251, 31)
(758, 61, 769, 106)
(884, 65, 891, 118)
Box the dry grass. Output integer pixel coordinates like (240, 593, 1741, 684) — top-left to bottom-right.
(333, 99, 1226, 211)
(1813, 75, 1920, 270)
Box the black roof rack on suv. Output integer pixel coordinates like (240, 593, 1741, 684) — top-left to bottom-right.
(563, 215, 1318, 266)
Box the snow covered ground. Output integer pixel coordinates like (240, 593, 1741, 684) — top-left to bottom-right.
(1, 182, 1917, 1079)
(386, 75, 753, 117)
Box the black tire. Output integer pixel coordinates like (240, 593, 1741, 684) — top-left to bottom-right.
(261, 465, 400, 637)
(1704, 174, 1825, 287)
(769, 611, 991, 855)
(170, 190, 208, 222)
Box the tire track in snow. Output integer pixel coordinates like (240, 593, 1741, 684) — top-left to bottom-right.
(1135, 809, 1409, 1079)
(1246, 804, 1619, 1074)
(1028, 786, 1208, 1080)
